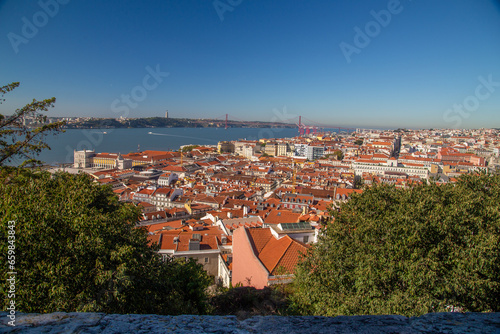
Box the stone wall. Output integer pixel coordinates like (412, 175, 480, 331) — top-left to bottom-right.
(1, 312, 499, 333)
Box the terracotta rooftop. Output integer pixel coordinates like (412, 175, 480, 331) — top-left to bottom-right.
(158, 225, 231, 251)
(246, 228, 308, 275)
(264, 210, 301, 225)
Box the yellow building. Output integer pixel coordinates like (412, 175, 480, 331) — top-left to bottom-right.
(91, 153, 118, 169)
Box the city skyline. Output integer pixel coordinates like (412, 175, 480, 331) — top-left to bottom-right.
(1, 0, 500, 129)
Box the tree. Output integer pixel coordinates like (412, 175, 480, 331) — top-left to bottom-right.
(0, 171, 212, 315)
(292, 173, 500, 316)
(353, 175, 364, 189)
(332, 150, 344, 161)
(354, 139, 363, 146)
(181, 145, 199, 153)
(0, 82, 65, 167)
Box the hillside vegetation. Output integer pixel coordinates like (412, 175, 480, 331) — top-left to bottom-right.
(293, 173, 500, 316)
(0, 171, 212, 315)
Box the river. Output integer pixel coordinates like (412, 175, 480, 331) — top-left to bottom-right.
(32, 127, 322, 165)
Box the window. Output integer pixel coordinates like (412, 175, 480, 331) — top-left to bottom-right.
(303, 236, 309, 243)
(204, 257, 210, 263)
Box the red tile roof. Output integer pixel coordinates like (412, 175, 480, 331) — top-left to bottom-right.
(158, 226, 230, 251)
(264, 210, 301, 225)
(246, 228, 308, 275)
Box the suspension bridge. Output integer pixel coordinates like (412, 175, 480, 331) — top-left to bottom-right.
(214, 113, 355, 135)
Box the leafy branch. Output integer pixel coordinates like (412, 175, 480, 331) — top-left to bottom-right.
(0, 82, 65, 167)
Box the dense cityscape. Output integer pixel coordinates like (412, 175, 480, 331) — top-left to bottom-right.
(2, 0, 500, 331)
(64, 127, 499, 288)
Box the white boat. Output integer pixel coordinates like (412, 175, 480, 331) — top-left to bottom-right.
(148, 131, 153, 134)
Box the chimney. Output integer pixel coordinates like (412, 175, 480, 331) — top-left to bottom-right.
(243, 205, 248, 217)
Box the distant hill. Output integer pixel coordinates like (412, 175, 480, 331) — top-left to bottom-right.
(63, 117, 296, 129)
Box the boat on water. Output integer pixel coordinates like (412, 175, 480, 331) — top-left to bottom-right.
(148, 131, 153, 134)
(103, 131, 107, 134)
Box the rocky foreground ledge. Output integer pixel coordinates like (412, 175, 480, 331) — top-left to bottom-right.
(1, 312, 499, 333)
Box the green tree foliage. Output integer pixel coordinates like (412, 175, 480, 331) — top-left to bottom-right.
(353, 176, 364, 189)
(324, 150, 344, 161)
(0, 82, 65, 166)
(293, 173, 500, 316)
(333, 150, 344, 161)
(0, 171, 211, 315)
(181, 145, 200, 153)
(210, 286, 294, 318)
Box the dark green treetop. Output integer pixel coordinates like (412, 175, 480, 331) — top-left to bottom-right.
(0, 171, 212, 314)
(293, 173, 500, 316)
(0, 82, 65, 167)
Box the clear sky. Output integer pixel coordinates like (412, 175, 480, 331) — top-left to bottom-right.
(1, 0, 499, 129)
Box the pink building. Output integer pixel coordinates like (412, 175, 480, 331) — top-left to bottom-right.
(232, 227, 308, 288)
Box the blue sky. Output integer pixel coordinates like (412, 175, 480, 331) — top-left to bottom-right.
(1, 0, 499, 129)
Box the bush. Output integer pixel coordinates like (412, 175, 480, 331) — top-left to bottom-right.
(0, 170, 211, 315)
(293, 173, 500, 316)
(210, 286, 294, 318)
